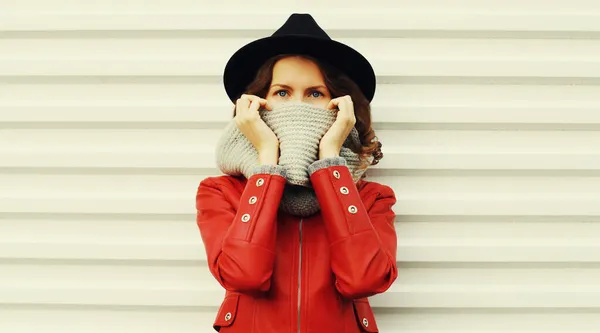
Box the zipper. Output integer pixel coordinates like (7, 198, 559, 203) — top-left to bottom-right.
(297, 218, 303, 333)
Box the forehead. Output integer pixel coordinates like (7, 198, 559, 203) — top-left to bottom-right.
(271, 57, 325, 86)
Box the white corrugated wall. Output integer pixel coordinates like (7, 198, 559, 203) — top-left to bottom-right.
(2, 1, 600, 332)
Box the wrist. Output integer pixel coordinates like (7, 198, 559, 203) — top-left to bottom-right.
(258, 145, 280, 165)
(318, 146, 340, 160)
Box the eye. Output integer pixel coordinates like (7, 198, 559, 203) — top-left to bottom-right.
(275, 90, 288, 97)
(310, 90, 324, 98)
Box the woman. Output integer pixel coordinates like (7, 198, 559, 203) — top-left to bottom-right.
(196, 13, 397, 333)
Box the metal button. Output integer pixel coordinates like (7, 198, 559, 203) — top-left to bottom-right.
(333, 170, 340, 179)
(348, 205, 358, 214)
(249, 196, 257, 204)
(340, 186, 349, 195)
(241, 213, 251, 222)
(256, 178, 264, 187)
(362, 318, 369, 327)
(225, 312, 232, 321)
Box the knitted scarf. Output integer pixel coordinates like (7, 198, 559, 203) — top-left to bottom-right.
(215, 101, 371, 217)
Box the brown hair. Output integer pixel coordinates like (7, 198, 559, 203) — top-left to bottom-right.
(232, 54, 383, 171)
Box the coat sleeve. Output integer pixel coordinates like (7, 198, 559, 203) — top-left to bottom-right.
(196, 165, 287, 294)
(309, 157, 398, 299)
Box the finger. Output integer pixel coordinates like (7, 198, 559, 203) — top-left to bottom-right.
(248, 98, 261, 113)
(240, 94, 257, 108)
(327, 98, 339, 110)
(243, 95, 271, 111)
(337, 98, 348, 113)
(240, 94, 260, 106)
(242, 94, 262, 103)
(246, 95, 259, 102)
(337, 99, 355, 121)
(236, 97, 251, 116)
(258, 98, 272, 111)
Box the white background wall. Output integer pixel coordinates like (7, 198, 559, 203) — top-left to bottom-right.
(1, 1, 600, 332)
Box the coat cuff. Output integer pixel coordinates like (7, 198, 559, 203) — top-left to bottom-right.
(229, 172, 286, 245)
(251, 164, 287, 178)
(309, 162, 371, 242)
(308, 157, 347, 176)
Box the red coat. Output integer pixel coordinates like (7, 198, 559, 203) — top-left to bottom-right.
(196, 163, 398, 332)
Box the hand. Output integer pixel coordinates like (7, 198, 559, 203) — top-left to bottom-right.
(319, 95, 356, 159)
(234, 94, 279, 165)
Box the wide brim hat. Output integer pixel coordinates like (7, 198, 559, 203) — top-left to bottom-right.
(223, 13, 376, 103)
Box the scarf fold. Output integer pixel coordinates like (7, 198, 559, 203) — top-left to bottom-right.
(215, 101, 371, 217)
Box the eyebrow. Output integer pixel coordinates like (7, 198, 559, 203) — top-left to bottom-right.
(270, 84, 327, 91)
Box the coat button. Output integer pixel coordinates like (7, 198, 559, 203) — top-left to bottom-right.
(333, 170, 340, 179)
(225, 312, 232, 321)
(256, 178, 264, 187)
(241, 213, 251, 222)
(362, 318, 369, 327)
(340, 186, 349, 195)
(348, 205, 357, 214)
(249, 196, 257, 204)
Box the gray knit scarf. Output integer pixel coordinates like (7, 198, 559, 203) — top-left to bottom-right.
(215, 101, 371, 217)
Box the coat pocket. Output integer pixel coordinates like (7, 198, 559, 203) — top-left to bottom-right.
(213, 293, 240, 331)
(352, 299, 379, 333)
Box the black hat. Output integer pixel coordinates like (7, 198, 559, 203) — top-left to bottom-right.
(223, 13, 376, 103)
